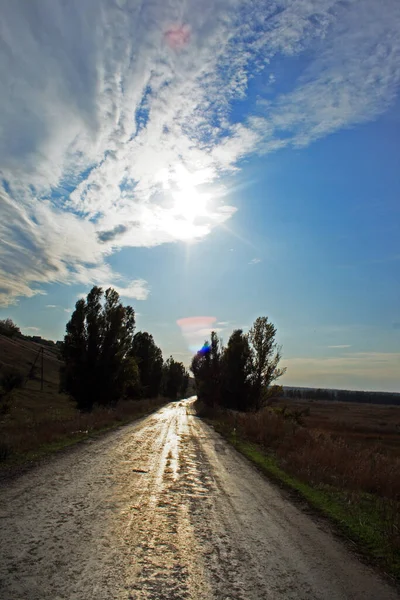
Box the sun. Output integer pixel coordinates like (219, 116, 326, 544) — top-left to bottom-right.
(171, 165, 211, 221)
(162, 164, 214, 240)
(172, 187, 209, 222)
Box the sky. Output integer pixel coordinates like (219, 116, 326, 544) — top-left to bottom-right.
(0, 0, 399, 392)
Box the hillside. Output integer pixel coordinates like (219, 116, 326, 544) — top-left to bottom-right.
(0, 333, 75, 419)
(0, 334, 169, 466)
(0, 334, 76, 457)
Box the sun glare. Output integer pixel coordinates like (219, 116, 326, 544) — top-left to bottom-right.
(162, 164, 214, 241)
(172, 188, 209, 221)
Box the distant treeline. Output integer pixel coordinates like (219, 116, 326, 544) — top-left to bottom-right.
(0, 318, 59, 349)
(283, 387, 400, 406)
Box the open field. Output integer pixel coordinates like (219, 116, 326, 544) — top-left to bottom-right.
(269, 397, 400, 456)
(0, 334, 167, 468)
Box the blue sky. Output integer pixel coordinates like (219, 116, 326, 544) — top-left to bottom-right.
(0, 0, 399, 391)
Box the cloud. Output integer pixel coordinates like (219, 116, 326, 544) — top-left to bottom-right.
(112, 280, 149, 301)
(282, 352, 400, 392)
(46, 304, 74, 313)
(1, 0, 399, 303)
(249, 258, 261, 265)
(97, 224, 129, 243)
(0, 189, 149, 306)
(74, 276, 149, 302)
(23, 326, 40, 333)
(328, 344, 352, 349)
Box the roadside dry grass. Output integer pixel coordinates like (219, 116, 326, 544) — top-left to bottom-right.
(271, 397, 400, 457)
(195, 400, 400, 580)
(0, 334, 168, 469)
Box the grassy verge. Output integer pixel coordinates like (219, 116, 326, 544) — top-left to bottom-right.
(202, 411, 400, 581)
(0, 397, 169, 476)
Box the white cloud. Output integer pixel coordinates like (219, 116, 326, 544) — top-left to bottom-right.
(249, 258, 261, 265)
(46, 305, 57, 309)
(328, 344, 352, 349)
(111, 280, 149, 302)
(0, 0, 399, 304)
(23, 326, 40, 333)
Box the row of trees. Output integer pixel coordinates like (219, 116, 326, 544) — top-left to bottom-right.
(283, 387, 400, 405)
(191, 317, 286, 412)
(61, 286, 189, 411)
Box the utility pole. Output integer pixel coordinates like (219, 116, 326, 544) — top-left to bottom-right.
(40, 347, 44, 391)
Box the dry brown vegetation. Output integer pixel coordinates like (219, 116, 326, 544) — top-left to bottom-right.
(198, 396, 400, 568)
(234, 404, 400, 499)
(270, 398, 400, 457)
(0, 334, 166, 465)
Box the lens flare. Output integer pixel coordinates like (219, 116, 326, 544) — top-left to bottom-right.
(164, 24, 191, 50)
(177, 316, 217, 353)
(198, 342, 211, 356)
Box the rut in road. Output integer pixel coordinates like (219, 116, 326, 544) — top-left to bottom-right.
(0, 400, 398, 600)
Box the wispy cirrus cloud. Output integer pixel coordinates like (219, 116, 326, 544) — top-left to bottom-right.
(328, 344, 352, 349)
(1, 0, 399, 305)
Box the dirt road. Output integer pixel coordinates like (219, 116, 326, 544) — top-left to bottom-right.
(0, 400, 398, 599)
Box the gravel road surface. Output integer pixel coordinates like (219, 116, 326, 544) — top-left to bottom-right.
(0, 399, 398, 599)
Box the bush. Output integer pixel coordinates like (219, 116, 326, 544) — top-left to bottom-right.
(1, 367, 24, 393)
(0, 318, 20, 338)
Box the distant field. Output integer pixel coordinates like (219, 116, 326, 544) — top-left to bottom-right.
(270, 397, 400, 456)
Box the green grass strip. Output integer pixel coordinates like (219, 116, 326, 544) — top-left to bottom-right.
(210, 421, 400, 582)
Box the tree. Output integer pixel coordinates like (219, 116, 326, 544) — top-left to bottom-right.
(85, 286, 104, 402)
(61, 287, 137, 411)
(162, 356, 189, 400)
(98, 288, 136, 406)
(61, 298, 89, 409)
(180, 371, 189, 398)
(130, 332, 164, 398)
(190, 317, 287, 412)
(0, 318, 21, 338)
(248, 317, 286, 409)
(190, 331, 222, 406)
(220, 329, 252, 411)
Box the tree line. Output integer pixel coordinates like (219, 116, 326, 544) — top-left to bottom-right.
(283, 387, 400, 406)
(190, 316, 286, 412)
(60, 286, 189, 411)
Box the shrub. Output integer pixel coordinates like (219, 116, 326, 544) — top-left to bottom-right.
(0, 318, 21, 338)
(0, 367, 24, 393)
